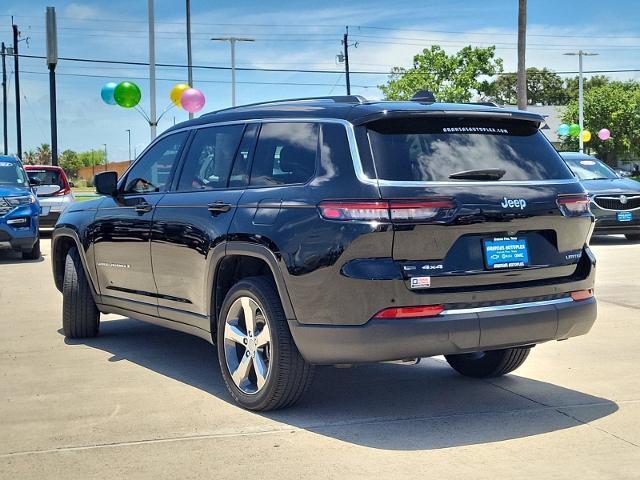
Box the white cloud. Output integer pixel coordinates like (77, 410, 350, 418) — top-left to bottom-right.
(64, 3, 100, 21)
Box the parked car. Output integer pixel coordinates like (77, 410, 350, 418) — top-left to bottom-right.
(0, 155, 40, 259)
(560, 152, 640, 241)
(52, 95, 597, 411)
(24, 165, 75, 228)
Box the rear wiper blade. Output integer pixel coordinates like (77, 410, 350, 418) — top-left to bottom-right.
(448, 168, 506, 181)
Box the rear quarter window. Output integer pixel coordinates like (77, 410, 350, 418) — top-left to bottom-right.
(367, 117, 573, 182)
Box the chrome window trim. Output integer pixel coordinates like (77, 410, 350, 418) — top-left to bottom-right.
(441, 296, 574, 316)
(149, 117, 581, 189)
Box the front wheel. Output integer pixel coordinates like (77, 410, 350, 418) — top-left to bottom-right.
(62, 247, 100, 338)
(445, 347, 531, 378)
(625, 234, 640, 241)
(217, 276, 314, 411)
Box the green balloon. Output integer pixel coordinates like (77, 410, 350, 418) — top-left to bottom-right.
(569, 123, 581, 137)
(114, 81, 141, 108)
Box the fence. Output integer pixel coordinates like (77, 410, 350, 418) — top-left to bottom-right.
(76, 160, 131, 183)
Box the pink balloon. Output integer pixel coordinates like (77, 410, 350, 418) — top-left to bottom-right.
(598, 128, 610, 141)
(180, 88, 205, 113)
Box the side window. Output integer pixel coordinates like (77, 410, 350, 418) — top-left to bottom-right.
(177, 125, 244, 191)
(229, 124, 259, 188)
(250, 122, 318, 187)
(123, 132, 187, 194)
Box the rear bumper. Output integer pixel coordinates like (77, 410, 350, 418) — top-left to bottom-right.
(38, 211, 61, 228)
(289, 296, 596, 364)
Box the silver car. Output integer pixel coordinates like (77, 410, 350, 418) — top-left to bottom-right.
(25, 165, 75, 228)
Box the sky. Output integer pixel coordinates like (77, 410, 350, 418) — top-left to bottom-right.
(0, 0, 639, 162)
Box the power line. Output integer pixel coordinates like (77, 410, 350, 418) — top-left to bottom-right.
(3, 15, 639, 40)
(10, 53, 640, 76)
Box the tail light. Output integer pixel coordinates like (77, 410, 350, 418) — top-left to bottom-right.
(319, 199, 454, 222)
(53, 186, 72, 196)
(374, 305, 444, 319)
(557, 194, 590, 217)
(571, 289, 594, 301)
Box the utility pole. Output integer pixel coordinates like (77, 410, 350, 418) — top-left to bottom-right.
(564, 50, 598, 153)
(46, 6, 59, 166)
(516, 0, 527, 110)
(12, 22, 22, 159)
(343, 27, 351, 95)
(148, 0, 157, 140)
(211, 37, 254, 107)
(1, 42, 7, 155)
(186, 0, 193, 119)
(126, 129, 131, 161)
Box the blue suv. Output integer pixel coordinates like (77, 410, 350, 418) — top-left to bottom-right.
(0, 156, 41, 259)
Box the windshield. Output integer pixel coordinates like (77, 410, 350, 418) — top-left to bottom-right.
(0, 161, 30, 188)
(563, 156, 619, 180)
(366, 118, 573, 182)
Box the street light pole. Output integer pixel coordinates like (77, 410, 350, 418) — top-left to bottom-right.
(211, 37, 254, 107)
(1, 42, 7, 155)
(564, 50, 598, 153)
(186, 0, 193, 120)
(148, 0, 157, 140)
(126, 129, 131, 161)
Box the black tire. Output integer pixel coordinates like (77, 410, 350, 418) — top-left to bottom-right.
(445, 347, 531, 378)
(62, 247, 100, 338)
(217, 276, 314, 411)
(22, 238, 41, 260)
(625, 234, 640, 241)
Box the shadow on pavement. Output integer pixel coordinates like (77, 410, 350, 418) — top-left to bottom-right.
(63, 317, 618, 451)
(590, 234, 640, 246)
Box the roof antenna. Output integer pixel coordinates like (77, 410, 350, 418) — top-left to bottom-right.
(411, 90, 436, 103)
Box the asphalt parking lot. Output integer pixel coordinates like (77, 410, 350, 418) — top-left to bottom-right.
(1, 235, 639, 479)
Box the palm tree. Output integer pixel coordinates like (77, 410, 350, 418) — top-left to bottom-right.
(517, 0, 527, 109)
(22, 149, 37, 165)
(35, 143, 52, 165)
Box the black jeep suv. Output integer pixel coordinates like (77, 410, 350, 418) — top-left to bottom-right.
(51, 95, 597, 411)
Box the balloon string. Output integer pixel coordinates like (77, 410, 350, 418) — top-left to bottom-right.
(134, 105, 151, 123)
(157, 102, 177, 122)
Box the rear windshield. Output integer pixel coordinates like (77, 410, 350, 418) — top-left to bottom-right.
(366, 118, 573, 182)
(562, 156, 618, 180)
(27, 169, 64, 187)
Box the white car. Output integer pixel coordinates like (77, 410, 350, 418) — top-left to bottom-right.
(25, 165, 75, 228)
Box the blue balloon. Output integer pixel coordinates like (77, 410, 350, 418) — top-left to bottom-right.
(101, 82, 118, 105)
(557, 123, 570, 136)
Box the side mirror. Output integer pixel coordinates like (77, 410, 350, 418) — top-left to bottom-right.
(94, 171, 118, 196)
(29, 177, 41, 186)
(69, 181, 75, 188)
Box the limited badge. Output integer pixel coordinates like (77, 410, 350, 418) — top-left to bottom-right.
(410, 276, 431, 289)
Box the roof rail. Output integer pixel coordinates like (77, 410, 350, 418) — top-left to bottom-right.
(204, 95, 368, 116)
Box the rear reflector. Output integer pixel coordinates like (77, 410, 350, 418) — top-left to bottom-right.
(374, 305, 444, 319)
(557, 194, 590, 217)
(571, 289, 594, 301)
(319, 199, 454, 222)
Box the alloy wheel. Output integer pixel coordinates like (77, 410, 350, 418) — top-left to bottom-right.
(223, 296, 272, 394)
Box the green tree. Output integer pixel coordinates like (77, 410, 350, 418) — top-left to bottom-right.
(379, 45, 503, 102)
(77, 149, 106, 167)
(563, 75, 609, 102)
(560, 81, 640, 164)
(59, 149, 83, 177)
(22, 149, 37, 165)
(483, 68, 568, 105)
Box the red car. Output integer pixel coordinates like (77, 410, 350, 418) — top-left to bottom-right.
(24, 165, 75, 228)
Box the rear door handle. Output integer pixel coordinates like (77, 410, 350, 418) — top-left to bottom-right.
(208, 201, 232, 214)
(134, 202, 153, 213)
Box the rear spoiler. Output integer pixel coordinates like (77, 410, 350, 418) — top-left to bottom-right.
(351, 109, 545, 127)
